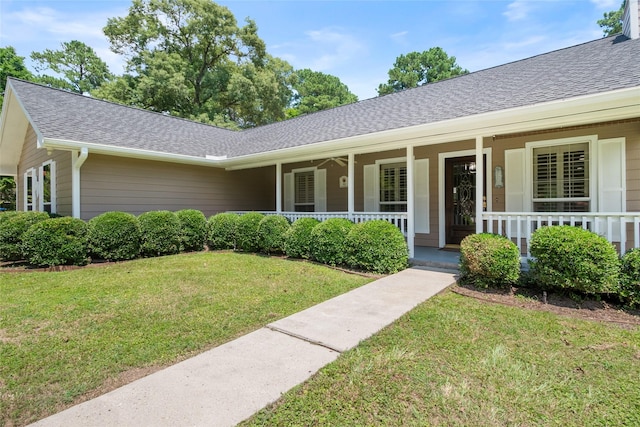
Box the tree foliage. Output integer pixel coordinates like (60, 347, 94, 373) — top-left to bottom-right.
(0, 177, 16, 211)
(100, 0, 293, 128)
(377, 47, 468, 96)
(287, 69, 358, 117)
(598, 1, 624, 37)
(30, 40, 112, 93)
(0, 46, 35, 108)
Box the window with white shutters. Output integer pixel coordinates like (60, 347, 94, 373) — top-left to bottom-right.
(533, 143, 589, 212)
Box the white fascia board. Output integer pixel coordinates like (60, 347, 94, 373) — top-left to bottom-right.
(3, 80, 46, 147)
(223, 87, 640, 170)
(42, 138, 227, 168)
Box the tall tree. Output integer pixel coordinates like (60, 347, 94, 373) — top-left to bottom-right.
(287, 69, 358, 118)
(31, 40, 113, 93)
(598, 1, 625, 37)
(377, 47, 468, 96)
(101, 0, 291, 128)
(0, 46, 36, 108)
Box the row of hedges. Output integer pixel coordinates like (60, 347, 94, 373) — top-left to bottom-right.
(459, 226, 640, 308)
(207, 213, 408, 274)
(0, 210, 408, 274)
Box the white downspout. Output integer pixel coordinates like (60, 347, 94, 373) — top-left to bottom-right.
(406, 145, 415, 258)
(72, 147, 88, 219)
(275, 162, 282, 213)
(475, 136, 484, 234)
(348, 153, 355, 220)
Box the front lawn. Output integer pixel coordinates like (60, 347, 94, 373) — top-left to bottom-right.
(245, 291, 640, 426)
(0, 252, 371, 426)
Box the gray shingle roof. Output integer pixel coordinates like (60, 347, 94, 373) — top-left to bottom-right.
(8, 35, 640, 160)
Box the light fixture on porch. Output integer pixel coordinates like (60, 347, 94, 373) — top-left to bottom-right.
(494, 166, 504, 188)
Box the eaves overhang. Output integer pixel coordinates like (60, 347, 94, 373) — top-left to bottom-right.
(36, 86, 640, 172)
(221, 86, 640, 170)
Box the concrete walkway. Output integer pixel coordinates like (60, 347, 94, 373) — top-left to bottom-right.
(31, 267, 456, 427)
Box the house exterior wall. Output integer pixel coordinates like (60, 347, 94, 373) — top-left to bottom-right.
(16, 125, 73, 216)
(79, 154, 274, 220)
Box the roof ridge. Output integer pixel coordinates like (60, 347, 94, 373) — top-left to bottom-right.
(7, 77, 240, 134)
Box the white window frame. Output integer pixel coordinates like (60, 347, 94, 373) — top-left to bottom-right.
(525, 135, 597, 212)
(292, 166, 316, 212)
(23, 168, 37, 212)
(375, 157, 407, 212)
(22, 160, 56, 214)
(39, 160, 57, 214)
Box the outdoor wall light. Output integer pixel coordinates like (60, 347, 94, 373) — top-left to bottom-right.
(494, 166, 504, 188)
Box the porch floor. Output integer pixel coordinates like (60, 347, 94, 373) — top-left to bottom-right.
(411, 246, 460, 271)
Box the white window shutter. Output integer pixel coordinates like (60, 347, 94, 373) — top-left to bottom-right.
(598, 138, 625, 241)
(314, 168, 327, 212)
(598, 138, 625, 213)
(284, 172, 294, 211)
(414, 159, 429, 234)
(505, 149, 525, 212)
(363, 164, 376, 211)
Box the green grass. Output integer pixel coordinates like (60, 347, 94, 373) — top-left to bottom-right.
(0, 252, 371, 426)
(244, 291, 640, 426)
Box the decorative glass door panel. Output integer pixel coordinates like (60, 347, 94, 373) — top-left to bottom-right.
(445, 156, 485, 245)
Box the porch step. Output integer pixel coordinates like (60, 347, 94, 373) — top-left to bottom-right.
(409, 257, 459, 272)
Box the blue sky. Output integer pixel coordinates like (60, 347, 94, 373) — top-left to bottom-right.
(0, 0, 621, 100)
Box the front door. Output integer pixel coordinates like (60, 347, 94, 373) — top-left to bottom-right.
(445, 156, 485, 245)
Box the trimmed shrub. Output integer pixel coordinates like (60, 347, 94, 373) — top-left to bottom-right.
(176, 209, 207, 252)
(257, 215, 290, 254)
(207, 212, 239, 250)
(459, 233, 520, 289)
(310, 218, 354, 266)
(87, 211, 141, 261)
(345, 220, 408, 274)
(0, 211, 50, 261)
(620, 248, 640, 307)
(138, 211, 181, 257)
(0, 210, 20, 225)
(284, 217, 320, 259)
(235, 212, 265, 252)
(22, 217, 88, 267)
(529, 225, 620, 295)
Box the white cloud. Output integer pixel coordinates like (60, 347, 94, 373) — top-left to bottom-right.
(304, 28, 365, 71)
(503, 0, 532, 22)
(1, 5, 128, 75)
(390, 30, 409, 45)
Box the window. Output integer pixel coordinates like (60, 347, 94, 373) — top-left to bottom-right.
(294, 170, 315, 212)
(41, 162, 54, 213)
(23, 161, 56, 214)
(379, 162, 407, 212)
(24, 168, 35, 211)
(533, 143, 589, 212)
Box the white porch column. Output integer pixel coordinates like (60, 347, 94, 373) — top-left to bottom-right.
(348, 153, 355, 219)
(72, 147, 88, 219)
(475, 136, 484, 234)
(275, 162, 282, 213)
(406, 145, 415, 258)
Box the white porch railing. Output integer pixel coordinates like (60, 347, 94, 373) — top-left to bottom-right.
(482, 212, 640, 256)
(235, 211, 408, 236)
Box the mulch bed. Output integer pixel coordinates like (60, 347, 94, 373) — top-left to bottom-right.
(452, 284, 640, 329)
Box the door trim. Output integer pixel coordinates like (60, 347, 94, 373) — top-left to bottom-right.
(438, 148, 492, 248)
